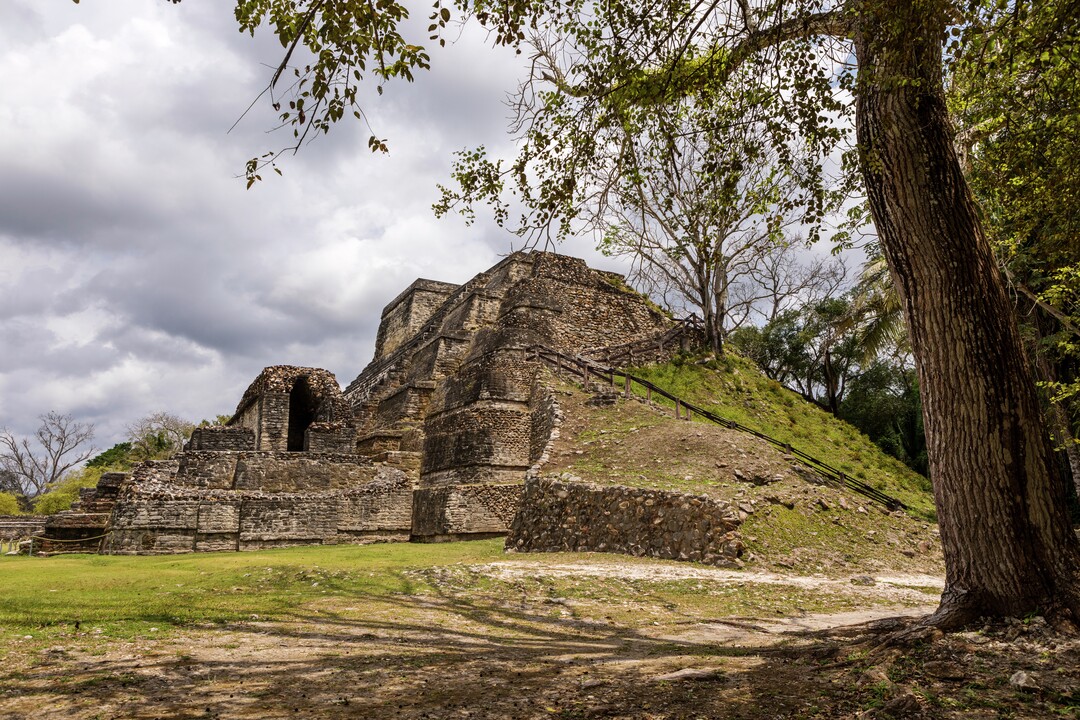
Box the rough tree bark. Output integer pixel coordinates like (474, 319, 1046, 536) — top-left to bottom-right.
(854, 5, 1080, 627)
(1036, 350, 1080, 498)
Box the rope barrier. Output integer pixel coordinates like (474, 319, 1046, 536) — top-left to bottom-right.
(30, 533, 112, 543)
(26, 530, 113, 556)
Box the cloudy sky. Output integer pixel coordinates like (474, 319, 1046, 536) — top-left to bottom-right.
(0, 1, 625, 448)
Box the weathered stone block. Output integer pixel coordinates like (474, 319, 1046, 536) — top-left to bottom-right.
(188, 426, 255, 451)
(411, 483, 523, 540)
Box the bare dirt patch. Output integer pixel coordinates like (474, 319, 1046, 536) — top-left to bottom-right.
(3, 554, 1077, 720)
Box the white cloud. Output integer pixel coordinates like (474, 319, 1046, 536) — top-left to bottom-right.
(0, 0, 607, 448)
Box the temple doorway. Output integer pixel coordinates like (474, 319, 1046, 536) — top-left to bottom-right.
(287, 376, 318, 451)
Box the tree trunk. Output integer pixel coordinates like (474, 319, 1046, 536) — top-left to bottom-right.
(711, 265, 728, 357)
(854, 7, 1080, 627)
(1035, 350, 1080, 499)
(698, 268, 724, 357)
(700, 291, 723, 356)
(823, 348, 839, 415)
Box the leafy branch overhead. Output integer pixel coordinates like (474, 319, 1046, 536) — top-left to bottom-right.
(230, 0, 436, 184)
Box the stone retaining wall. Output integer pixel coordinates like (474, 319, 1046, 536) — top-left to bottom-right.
(411, 483, 523, 541)
(170, 451, 381, 492)
(506, 477, 745, 565)
(106, 469, 413, 554)
(305, 424, 358, 454)
(188, 426, 256, 451)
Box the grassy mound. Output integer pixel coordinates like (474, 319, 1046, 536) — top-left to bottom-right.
(539, 353, 942, 576)
(628, 353, 934, 517)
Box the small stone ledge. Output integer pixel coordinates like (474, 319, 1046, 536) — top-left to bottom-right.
(188, 426, 256, 451)
(506, 476, 745, 566)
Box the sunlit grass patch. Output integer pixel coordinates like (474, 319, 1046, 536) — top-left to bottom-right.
(0, 540, 506, 644)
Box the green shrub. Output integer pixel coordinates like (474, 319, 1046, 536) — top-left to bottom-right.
(0, 492, 24, 515)
(33, 466, 106, 515)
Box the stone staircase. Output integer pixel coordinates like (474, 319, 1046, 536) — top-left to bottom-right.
(30, 472, 129, 555)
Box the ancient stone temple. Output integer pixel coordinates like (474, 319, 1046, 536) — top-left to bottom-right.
(345, 251, 672, 541)
(36, 251, 679, 554)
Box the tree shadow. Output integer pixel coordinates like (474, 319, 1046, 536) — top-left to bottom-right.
(0, 584, 910, 719)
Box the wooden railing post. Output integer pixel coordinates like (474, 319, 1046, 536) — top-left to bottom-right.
(624, 375, 631, 399)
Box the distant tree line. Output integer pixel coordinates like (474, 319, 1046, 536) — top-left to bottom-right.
(0, 411, 227, 515)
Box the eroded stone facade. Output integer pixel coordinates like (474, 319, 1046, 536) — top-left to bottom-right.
(345, 251, 674, 540)
(96, 366, 415, 554)
(37, 251, 683, 555)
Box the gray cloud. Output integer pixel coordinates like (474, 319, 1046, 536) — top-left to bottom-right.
(0, 1, 623, 449)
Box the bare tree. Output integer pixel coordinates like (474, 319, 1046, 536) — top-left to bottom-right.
(596, 133, 791, 354)
(552, 64, 846, 355)
(0, 412, 96, 498)
(126, 412, 194, 461)
(727, 239, 847, 328)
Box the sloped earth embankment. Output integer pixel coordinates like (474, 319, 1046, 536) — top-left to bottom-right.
(540, 381, 944, 579)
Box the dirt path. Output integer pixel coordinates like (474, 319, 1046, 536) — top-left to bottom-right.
(481, 560, 944, 605)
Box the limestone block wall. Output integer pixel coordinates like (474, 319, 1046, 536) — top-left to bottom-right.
(130, 460, 181, 485)
(376, 382, 435, 427)
(422, 400, 531, 482)
(0, 516, 46, 542)
(106, 469, 413, 554)
(374, 279, 460, 360)
(420, 342, 541, 488)
(439, 290, 502, 337)
(247, 393, 289, 451)
(506, 477, 745, 565)
(405, 337, 471, 387)
(230, 366, 354, 452)
(234, 398, 263, 443)
(188, 426, 255, 452)
(169, 451, 383, 492)
(305, 424, 357, 453)
(171, 452, 241, 489)
(358, 432, 409, 455)
(528, 391, 561, 470)
(411, 484, 523, 540)
(232, 454, 379, 492)
(498, 254, 670, 354)
(485, 253, 537, 289)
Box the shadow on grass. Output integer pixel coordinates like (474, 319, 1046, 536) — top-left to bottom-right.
(0, 582, 900, 720)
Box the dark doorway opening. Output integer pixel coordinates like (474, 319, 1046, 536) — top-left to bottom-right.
(287, 376, 318, 451)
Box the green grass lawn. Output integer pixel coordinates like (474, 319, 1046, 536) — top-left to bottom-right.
(0, 540, 506, 643)
(0, 537, 938, 658)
